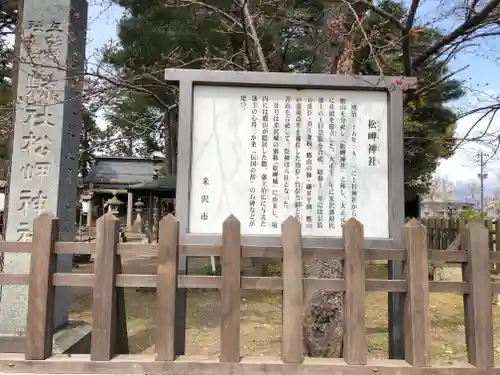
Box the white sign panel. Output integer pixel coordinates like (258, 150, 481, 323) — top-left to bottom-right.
(189, 85, 389, 238)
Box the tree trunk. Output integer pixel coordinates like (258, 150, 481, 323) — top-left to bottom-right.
(303, 0, 365, 358)
(162, 112, 170, 175)
(165, 108, 178, 176)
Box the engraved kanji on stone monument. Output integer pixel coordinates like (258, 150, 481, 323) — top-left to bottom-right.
(0, 0, 88, 335)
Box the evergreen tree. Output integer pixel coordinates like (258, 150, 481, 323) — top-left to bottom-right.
(79, 109, 106, 179)
(104, 0, 464, 198)
(0, 0, 19, 140)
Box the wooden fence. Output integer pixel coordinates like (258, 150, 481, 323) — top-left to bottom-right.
(422, 217, 499, 250)
(0, 212, 498, 374)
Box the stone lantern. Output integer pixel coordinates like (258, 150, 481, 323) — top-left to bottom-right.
(81, 191, 94, 227)
(135, 198, 145, 213)
(106, 192, 123, 215)
(132, 198, 145, 233)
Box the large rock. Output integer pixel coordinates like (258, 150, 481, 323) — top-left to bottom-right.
(303, 259, 344, 357)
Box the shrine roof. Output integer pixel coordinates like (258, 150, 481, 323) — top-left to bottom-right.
(127, 175, 177, 192)
(86, 156, 163, 186)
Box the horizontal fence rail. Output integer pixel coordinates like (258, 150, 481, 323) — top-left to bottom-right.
(0, 212, 497, 374)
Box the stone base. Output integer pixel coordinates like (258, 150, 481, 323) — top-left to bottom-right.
(131, 218, 145, 234)
(0, 336, 24, 353)
(125, 232, 147, 242)
(53, 321, 92, 354)
(0, 320, 91, 354)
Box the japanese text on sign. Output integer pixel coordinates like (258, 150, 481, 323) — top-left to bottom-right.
(189, 86, 389, 238)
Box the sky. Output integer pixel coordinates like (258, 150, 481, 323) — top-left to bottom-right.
(85, 1, 500, 187)
(86, 2, 123, 69)
(412, 0, 500, 185)
(432, 25, 500, 185)
(433, 70, 500, 185)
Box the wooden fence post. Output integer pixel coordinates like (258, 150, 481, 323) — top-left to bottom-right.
(25, 213, 58, 360)
(461, 221, 494, 369)
(91, 213, 122, 361)
(428, 218, 436, 249)
(281, 216, 303, 363)
(156, 214, 179, 361)
(485, 219, 494, 252)
(494, 219, 500, 273)
(220, 215, 241, 363)
(403, 219, 430, 366)
(343, 218, 366, 365)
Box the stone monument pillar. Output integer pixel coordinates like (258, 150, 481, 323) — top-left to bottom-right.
(0, 0, 87, 335)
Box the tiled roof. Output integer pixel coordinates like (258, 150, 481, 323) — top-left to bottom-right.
(87, 159, 158, 185)
(128, 175, 177, 192)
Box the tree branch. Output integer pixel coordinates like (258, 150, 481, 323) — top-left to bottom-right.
(402, 0, 420, 76)
(355, 0, 405, 31)
(412, 0, 500, 69)
(236, 0, 269, 71)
